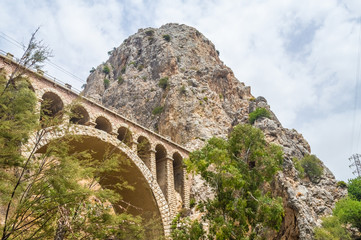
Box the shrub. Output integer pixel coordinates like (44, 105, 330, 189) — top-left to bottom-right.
(158, 77, 169, 89)
(103, 78, 110, 89)
(121, 66, 126, 74)
(292, 157, 305, 178)
(203, 97, 208, 102)
(334, 197, 361, 232)
(249, 107, 271, 124)
(337, 181, 347, 188)
(152, 106, 164, 115)
(300, 155, 323, 183)
(117, 76, 124, 85)
(163, 34, 171, 42)
(180, 85, 186, 94)
(314, 216, 351, 240)
(89, 67, 95, 73)
(348, 177, 361, 201)
(189, 198, 196, 208)
(102, 65, 110, 75)
(249, 97, 256, 101)
(137, 65, 144, 71)
(145, 30, 154, 36)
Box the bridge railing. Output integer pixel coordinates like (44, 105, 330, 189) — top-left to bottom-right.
(0, 49, 83, 94)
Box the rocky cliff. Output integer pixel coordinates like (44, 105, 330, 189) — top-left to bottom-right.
(83, 23, 346, 239)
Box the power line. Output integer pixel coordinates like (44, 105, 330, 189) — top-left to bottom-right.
(351, 16, 361, 154)
(0, 31, 86, 85)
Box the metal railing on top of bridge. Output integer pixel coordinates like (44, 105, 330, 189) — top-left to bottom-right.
(0, 49, 82, 94)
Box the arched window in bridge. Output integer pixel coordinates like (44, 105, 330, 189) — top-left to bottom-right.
(137, 136, 151, 169)
(173, 152, 184, 204)
(95, 116, 112, 133)
(118, 127, 133, 148)
(70, 105, 89, 125)
(156, 144, 167, 199)
(40, 92, 64, 127)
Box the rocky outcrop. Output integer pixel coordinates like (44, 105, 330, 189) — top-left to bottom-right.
(83, 23, 346, 239)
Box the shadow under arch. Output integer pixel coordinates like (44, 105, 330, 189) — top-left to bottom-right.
(27, 125, 171, 238)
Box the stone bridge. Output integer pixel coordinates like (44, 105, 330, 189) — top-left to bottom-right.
(0, 53, 190, 237)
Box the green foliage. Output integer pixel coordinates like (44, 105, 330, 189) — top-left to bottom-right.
(121, 66, 126, 74)
(158, 77, 169, 89)
(179, 85, 186, 94)
(117, 75, 124, 85)
(249, 107, 271, 124)
(337, 180, 347, 188)
(171, 214, 205, 240)
(163, 34, 171, 42)
(314, 216, 351, 240)
(300, 155, 323, 183)
(348, 177, 361, 201)
(90, 67, 95, 73)
(152, 106, 164, 115)
(203, 97, 208, 102)
(189, 198, 196, 208)
(145, 30, 154, 36)
(183, 124, 284, 239)
(138, 64, 144, 71)
(103, 78, 110, 89)
(103, 65, 110, 75)
(292, 157, 305, 178)
(334, 197, 361, 232)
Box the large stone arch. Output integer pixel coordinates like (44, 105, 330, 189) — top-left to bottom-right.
(22, 125, 172, 237)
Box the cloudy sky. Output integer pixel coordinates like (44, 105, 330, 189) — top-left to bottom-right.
(1, 0, 361, 181)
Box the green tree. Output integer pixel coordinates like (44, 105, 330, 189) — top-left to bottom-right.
(182, 124, 284, 239)
(314, 216, 351, 240)
(334, 197, 361, 232)
(0, 70, 144, 239)
(348, 177, 361, 201)
(300, 155, 323, 183)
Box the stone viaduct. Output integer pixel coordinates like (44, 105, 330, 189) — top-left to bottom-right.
(0, 53, 191, 237)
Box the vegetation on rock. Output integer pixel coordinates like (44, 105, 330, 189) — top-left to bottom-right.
(162, 34, 171, 42)
(103, 78, 110, 89)
(103, 65, 110, 75)
(300, 155, 323, 183)
(152, 106, 164, 115)
(158, 77, 169, 90)
(249, 107, 271, 124)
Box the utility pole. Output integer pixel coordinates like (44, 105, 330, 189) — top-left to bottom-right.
(349, 153, 361, 177)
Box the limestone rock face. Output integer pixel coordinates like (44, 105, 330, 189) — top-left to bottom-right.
(84, 23, 345, 239)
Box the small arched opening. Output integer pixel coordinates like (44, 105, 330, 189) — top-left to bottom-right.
(95, 116, 112, 133)
(117, 127, 133, 148)
(156, 144, 167, 199)
(40, 92, 64, 127)
(137, 136, 151, 169)
(70, 105, 90, 125)
(173, 152, 184, 205)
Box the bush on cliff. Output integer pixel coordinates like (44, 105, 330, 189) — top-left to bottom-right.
(249, 107, 271, 124)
